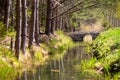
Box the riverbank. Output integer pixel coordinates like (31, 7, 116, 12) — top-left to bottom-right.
(81, 28, 120, 79)
(0, 31, 75, 80)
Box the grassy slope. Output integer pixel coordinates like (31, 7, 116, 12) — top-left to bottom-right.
(0, 31, 75, 80)
(81, 28, 120, 79)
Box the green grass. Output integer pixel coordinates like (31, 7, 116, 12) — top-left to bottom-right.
(81, 57, 97, 69)
(0, 60, 17, 80)
(91, 28, 120, 57)
(0, 22, 7, 39)
(48, 31, 75, 55)
(0, 44, 21, 80)
(81, 28, 120, 79)
(0, 30, 75, 80)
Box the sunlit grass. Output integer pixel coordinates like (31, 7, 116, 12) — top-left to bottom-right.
(83, 28, 120, 79)
(0, 30, 76, 80)
(81, 57, 97, 69)
(0, 59, 17, 80)
(48, 31, 75, 55)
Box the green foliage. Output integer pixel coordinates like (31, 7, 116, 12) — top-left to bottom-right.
(81, 58, 97, 69)
(27, 9, 32, 17)
(7, 27, 16, 37)
(0, 43, 25, 80)
(48, 31, 75, 55)
(34, 50, 44, 64)
(102, 22, 111, 30)
(81, 28, 120, 79)
(0, 45, 13, 57)
(0, 45, 18, 80)
(99, 0, 118, 8)
(88, 28, 120, 79)
(0, 60, 16, 80)
(0, 22, 15, 40)
(69, 13, 79, 28)
(0, 22, 7, 39)
(115, 1, 120, 18)
(92, 28, 120, 57)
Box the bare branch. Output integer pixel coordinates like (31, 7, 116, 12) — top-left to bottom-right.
(51, 0, 67, 10)
(51, 0, 86, 19)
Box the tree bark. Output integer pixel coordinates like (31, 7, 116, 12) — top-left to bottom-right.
(35, 0, 40, 45)
(21, 0, 27, 54)
(45, 0, 51, 35)
(15, 0, 21, 59)
(10, 36, 13, 51)
(11, 0, 14, 27)
(29, 0, 36, 48)
(4, 0, 11, 31)
(50, 3, 55, 34)
(55, 9, 58, 30)
(50, 11, 54, 34)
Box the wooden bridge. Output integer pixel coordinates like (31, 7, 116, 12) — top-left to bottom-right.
(68, 32, 100, 41)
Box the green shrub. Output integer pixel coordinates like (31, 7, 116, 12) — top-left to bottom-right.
(48, 31, 75, 55)
(91, 28, 120, 58)
(89, 28, 120, 78)
(0, 22, 6, 39)
(0, 58, 17, 80)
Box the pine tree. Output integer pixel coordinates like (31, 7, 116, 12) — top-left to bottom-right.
(15, 0, 21, 59)
(21, 0, 27, 54)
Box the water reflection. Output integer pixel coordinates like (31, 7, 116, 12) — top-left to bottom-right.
(17, 46, 104, 80)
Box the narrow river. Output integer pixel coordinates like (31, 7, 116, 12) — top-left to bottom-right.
(16, 46, 104, 80)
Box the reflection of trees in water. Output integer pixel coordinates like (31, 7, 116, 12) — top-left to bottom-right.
(47, 46, 90, 80)
(17, 46, 92, 80)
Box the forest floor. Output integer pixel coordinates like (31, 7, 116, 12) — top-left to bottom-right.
(0, 31, 75, 80)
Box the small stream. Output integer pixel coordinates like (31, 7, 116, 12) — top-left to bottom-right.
(16, 46, 104, 80)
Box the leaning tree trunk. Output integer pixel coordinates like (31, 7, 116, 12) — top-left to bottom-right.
(35, 0, 40, 45)
(29, 0, 36, 48)
(4, 0, 11, 32)
(21, 0, 27, 54)
(45, 0, 51, 35)
(15, 0, 21, 59)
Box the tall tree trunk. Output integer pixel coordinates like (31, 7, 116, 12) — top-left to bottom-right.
(57, 17, 60, 30)
(55, 9, 58, 30)
(35, 0, 40, 45)
(59, 17, 62, 30)
(10, 0, 14, 51)
(61, 17, 64, 30)
(15, 0, 21, 59)
(11, 0, 14, 27)
(4, 0, 11, 31)
(50, 2, 55, 34)
(51, 11, 54, 34)
(29, 0, 36, 48)
(10, 36, 14, 51)
(21, 0, 27, 54)
(0, 1, 4, 21)
(45, 0, 51, 35)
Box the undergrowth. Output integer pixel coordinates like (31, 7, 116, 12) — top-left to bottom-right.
(81, 28, 120, 80)
(48, 31, 75, 55)
(0, 30, 75, 79)
(0, 44, 20, 80)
